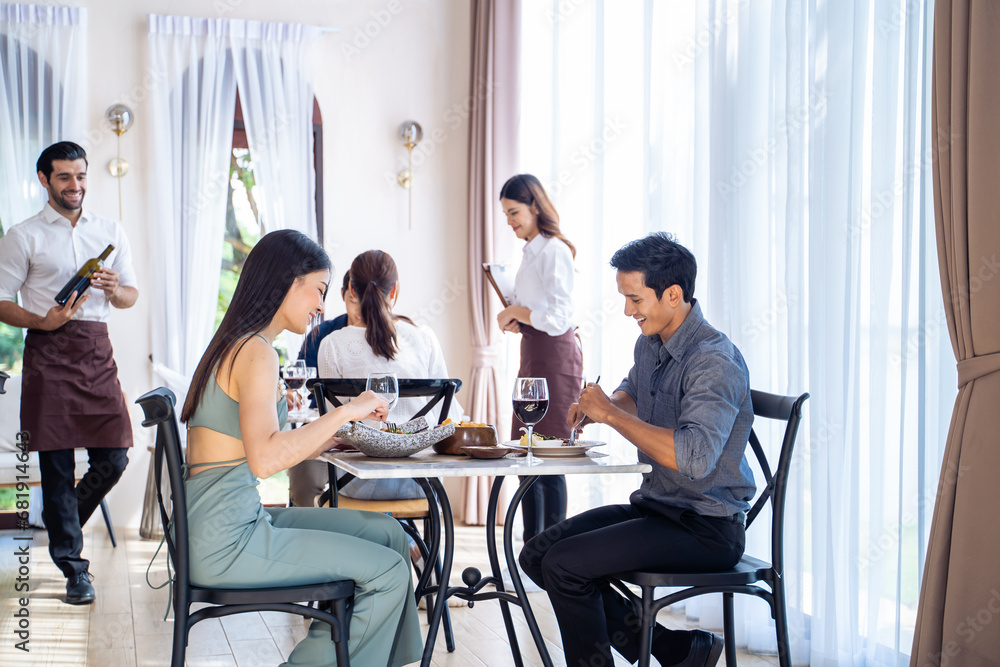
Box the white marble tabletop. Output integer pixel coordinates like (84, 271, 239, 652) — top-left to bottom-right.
(320, 448, 651, 479)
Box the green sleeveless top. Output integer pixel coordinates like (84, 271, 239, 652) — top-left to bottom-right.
(187, 334, 288, 439)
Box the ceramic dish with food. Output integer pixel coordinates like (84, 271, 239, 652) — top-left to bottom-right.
(432, 421, 499, 455)
(504, 439, 607, 458)
(335, 417, 456, 458)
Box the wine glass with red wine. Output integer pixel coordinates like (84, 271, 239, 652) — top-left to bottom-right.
(513, 377, 549, 466)
(283, 360, 308, 416)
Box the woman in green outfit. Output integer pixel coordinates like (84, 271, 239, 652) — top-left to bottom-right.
(180, 229, 423, 667)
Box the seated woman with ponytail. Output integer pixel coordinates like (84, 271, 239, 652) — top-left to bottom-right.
(317, 249, 464, 501)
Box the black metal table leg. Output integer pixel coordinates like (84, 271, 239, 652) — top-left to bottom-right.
(497, 475, 554, 667)
(486, 476, 525, 666)
(418, 478, 453, 667)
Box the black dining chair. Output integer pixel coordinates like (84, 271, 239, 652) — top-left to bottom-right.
(309, 377, 460, 651)
(135, 387, 355, 667)
(606, 389, 809, 667)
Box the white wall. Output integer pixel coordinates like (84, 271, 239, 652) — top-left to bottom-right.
(75, 0, 474, 527)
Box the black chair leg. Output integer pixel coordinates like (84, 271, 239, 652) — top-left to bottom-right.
(723, 591, 737, 666)
(99, 498, 117, 548)
(637, 586, 655, 667)
(334, 597, 351, 666)
(773, 582, 792, 667)
(171, 605, 187, 667)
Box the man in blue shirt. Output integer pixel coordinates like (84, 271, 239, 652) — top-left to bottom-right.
(519, 233, 754, 667)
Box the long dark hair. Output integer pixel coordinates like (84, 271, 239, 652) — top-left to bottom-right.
(181, 230, 331, 423)
(499, 174, 576, 258)
(350, 250, 412, 361)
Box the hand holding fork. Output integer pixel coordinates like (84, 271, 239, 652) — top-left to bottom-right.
(568, 375, 599, 445)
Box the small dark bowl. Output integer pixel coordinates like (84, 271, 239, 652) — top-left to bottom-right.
(432, 425, 498, 455)
(461, 445, 515, 459)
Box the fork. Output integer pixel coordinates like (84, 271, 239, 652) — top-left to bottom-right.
(569, 375, 600, 445)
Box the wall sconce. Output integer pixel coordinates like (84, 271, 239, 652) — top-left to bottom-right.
(105, 104, 134, 220)
(397, 120, 422, 230)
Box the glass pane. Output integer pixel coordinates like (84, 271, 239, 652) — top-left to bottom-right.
(218, 148, 262, 330)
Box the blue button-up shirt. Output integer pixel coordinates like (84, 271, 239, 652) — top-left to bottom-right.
(617, 300, 755, 517)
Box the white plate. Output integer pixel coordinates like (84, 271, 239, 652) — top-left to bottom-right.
(503, 440, 607, 458)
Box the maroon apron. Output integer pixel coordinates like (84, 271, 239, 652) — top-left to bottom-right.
(20, 321, 133, 452)
(510, 324, 584, 440)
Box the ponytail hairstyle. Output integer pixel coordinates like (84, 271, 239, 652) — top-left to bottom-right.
(499, 174, 576, 258)
(181, 230, 331, 423)
(349, 250, 412, 361)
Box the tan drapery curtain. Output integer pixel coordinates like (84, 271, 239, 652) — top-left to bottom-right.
(463, 0, 520, 526)
(912, 1, 1000, 663)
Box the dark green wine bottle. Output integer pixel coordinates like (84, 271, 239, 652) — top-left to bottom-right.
(54, 244, 115, 306)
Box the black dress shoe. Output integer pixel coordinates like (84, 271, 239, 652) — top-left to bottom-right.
(66, 571, 95, 605)
(676, 629, 724, 667)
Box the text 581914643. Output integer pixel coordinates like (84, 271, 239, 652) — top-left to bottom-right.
(13, 430, 32, 653)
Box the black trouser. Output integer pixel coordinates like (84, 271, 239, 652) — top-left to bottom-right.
(519, 500, 745, 667)
(38, 448, 129, 578)
(519, 474, 567, 542)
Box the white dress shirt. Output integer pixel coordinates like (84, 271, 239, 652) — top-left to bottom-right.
(317, 320, 464, 424)
(0, 204, 137, 323)
(512, 234, 575, 336)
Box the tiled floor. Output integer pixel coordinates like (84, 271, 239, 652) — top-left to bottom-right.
(0, 523, 780, 666)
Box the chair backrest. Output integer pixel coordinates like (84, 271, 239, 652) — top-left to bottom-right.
(745, 390, 809, 577)
(308, 378, 462, 424)
(134, 387, 191, 590)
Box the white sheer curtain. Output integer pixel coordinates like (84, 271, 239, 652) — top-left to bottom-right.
(0, 3, 86, 233)
(230, 20, 319, 239)
(147, 14, 237, 401)
(518, 0, 953, 664)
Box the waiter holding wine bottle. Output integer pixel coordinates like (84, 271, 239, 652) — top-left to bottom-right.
(497, 174, 583, 542)
(0, 141, 138, 605)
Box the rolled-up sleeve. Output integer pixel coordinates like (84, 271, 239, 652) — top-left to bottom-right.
(527, 241, 574, 336)
(0, 229, 28, 303)
(672, 352, 745, 479)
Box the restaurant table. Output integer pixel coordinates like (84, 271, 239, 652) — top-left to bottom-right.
(320, 448, 651, 667)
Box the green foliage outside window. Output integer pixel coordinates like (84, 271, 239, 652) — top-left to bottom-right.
(217, 148, 262, 331)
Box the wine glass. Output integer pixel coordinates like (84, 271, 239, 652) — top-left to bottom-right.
(513, 377, 548, 466)
(366, 372, 399, 429)
(283, 361, 308, 416)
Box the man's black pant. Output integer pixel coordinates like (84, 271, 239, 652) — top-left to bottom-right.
(519, 474, 567, 542)
(519, 500, 745, 667)
(38, 448, 129, 578)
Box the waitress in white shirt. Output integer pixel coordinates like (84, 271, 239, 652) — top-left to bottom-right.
(497, 174, 583, 542)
